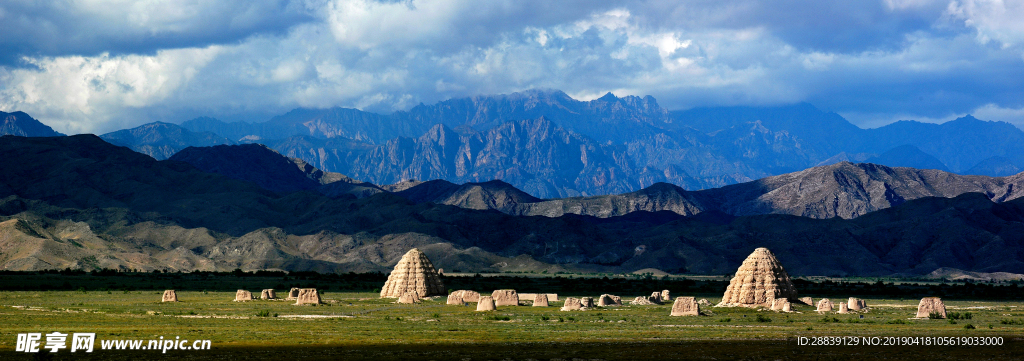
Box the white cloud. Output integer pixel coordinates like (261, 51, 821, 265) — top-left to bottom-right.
(945, 0, 1024, 48)
(0, 47, 221, 134)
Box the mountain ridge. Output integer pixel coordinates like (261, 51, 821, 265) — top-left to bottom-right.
(2, 134, 1024, 276)
(12, 88, 1024, 197)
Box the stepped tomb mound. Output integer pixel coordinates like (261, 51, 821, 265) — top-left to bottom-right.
(380, 248, 445, 298)
(716, 247, 798, 307)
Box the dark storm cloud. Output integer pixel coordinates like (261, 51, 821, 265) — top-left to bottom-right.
(0, 1, 313, 66)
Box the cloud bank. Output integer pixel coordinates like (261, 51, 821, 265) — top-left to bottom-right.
(1, 0, 1022, 134)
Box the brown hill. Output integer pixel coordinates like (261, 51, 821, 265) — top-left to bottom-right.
(400, 162, 1024, 220)
(395, 179, 540, 212)
(698, 162, 1024, 219)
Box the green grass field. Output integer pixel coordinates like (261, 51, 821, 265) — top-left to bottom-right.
(1, 290, 1023, 360)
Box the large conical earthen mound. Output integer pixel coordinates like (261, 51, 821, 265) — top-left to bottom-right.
(717, 247, 798, 307)
(380, 248, 446, 298)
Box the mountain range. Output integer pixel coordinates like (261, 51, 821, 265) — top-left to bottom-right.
(3, 89, 1024, 276)
(2, 134, 1023, 277)
(62, 90, 1024, 198)
(166, 143, 1024, 220)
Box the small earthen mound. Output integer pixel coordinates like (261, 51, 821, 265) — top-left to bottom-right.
(580, 297, 595, 308)
(848, 297, 867, 311)
(476, 296, 496, 311)
(295, 288, 321, 305)
(916, 297, 946, 318)
(597, 294, 621, 306)
(837, 303, 849, 314)
(162, 290, 177, 302)
(561, 297, 583, 311)
(533, 294, 549, 307)
(517, 293, 558, 301)
(380, 248, 445, 298)
(717, 247, 798, 307)
(661, 290, 671, 301)
(630, 296, 657, 306)
(799, 297, 813, 306)
(771, 298, 787, 311)
(234, 290, 253, 302)
(670, 297, 699, 316)
(452, 290, 480, 303)
(816, 298, 834, 312)
(492, 289, 519, 306)
(260, 289, 276, 300)
(397, 291, 420, 304)
(287, 287, 300, 300)
(782, 301, 791, 312)
(648, 292, 664, 304)
(447, 293, 465, 305)
(697, 299, 711, 306)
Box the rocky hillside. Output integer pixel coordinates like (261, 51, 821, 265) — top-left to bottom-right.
(394, 179, 540, 212)
(337, 118, 661, 198)
(698, 162, 1024, 219)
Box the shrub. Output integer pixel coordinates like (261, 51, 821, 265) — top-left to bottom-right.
(964, 324, 976, 330)
(718, 318, 731, 323)
(755, 314, 772, 323)
(886, 319, 908, 325)
(928, 312, 944, 319)
(948, 312, 973, 320)
(820, 317, 841, 323)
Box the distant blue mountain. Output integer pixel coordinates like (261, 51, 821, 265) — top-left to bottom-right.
(100, 122, 235, 160)
(14, 89, 1024, 198)
(864, 145, 950, 172)
(1, 111, 64, 137)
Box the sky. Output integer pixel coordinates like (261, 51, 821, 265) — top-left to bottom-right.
(1, 0, 1023, 135)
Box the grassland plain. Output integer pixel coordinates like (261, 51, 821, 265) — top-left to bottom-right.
(1, 290, 1023, 360)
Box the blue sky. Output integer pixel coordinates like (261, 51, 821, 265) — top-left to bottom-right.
(1, 0, 1023, 134)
